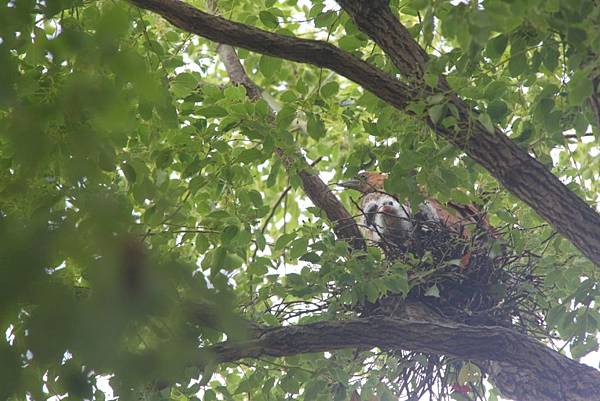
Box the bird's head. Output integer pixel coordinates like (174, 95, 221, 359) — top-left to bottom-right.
(338, 171, 387, 193)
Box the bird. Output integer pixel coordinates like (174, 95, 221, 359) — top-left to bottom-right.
(359, 191, 413, 245)
(339, 171, 495, 243)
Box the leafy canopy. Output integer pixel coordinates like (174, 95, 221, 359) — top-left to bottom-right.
(0, 0, 599, 400)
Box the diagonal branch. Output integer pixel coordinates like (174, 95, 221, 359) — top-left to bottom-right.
(205, 0, 364, 250)
(128, 0, 415, 106)
(335, 0, 600, 267)
(199, 301, 600, 401)
(128, 0, 600, 267)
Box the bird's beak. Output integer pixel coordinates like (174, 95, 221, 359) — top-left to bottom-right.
(338, 179, 361, 190)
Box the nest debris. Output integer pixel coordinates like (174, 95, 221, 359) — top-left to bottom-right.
(356, 212, 547, 400)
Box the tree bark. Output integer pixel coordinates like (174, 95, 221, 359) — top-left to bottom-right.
(335, 0, 600, 268)
(198, 301, 600, 401)
(128, 0, 600, 268)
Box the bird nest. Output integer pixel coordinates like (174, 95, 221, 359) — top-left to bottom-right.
(355, 215, 547, 400)
(366, 215, 545, 333)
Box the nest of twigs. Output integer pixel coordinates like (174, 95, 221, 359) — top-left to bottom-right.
(368, 214, 545, 332)
(357, 213, 547, 400)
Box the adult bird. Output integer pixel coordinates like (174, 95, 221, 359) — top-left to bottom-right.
(339, 171, 495, 242)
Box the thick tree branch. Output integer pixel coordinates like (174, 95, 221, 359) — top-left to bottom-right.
(199, 301, 600, 401)
(129, 0, 600, 267)
(335, 0, 600, 267)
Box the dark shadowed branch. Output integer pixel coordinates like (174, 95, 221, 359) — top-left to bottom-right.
(198, 301, 600, 401)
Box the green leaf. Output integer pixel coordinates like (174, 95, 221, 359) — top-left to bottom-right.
(484, 81, 507, 99)
(247, 259, 269, 276)
(478, 113, 495, 133)
(223, 252, 245, 270)
(121, 162, 137, 183)
(366, 281, 380, 303)
(237, 148, 263, 163)
(275, 233, 296, 250)
(424, 285, 440, 297)
(224, 85, 246, 100)
(154, 149, 172, 169)
(221, 225, 239, 244)
(307, 113, 326, 139)
(303, 380, 326, 400)
(248, 190, 263, 207)
(320, 81, 339, 98)
(428, 104, 446, 124)
(259, 11, 279, 29)
(171, 72, 199, 98)
(196, 234, 210, 254)
(259, 55, 283, 78)
(276, 105, 297, 130)
(487, 34, 508, 59)
(199, 105, 228, 118)
(568, 72, 593, 106)
(458, 362, 481, 385)
(496, 210, 517, 223)
(542, 42, 560, 72)
(280, 373, 300, 394)
(315, 11, 338, 28)
(289, 237, 309, 259)
(508, 53, 527, 77)
(338, 35, 364, 51)
(487, 100, 508, 122)
(386, 272, 409, 295)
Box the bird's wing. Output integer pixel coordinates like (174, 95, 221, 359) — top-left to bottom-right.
(426, 199, 465, 230)
(446, 201, 498, 238)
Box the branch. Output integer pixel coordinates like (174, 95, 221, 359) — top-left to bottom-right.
(203, 3, 364, 250)
(128, 0, 414, 106)
(334, 0, 600, 267)
(199, 301, 600, 401)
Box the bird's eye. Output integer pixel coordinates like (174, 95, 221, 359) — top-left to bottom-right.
(359, 172, 368, 180)
(366, 204, 378, 214)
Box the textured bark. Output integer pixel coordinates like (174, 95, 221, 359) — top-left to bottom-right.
(215, 43, 263, 101)
(128, 0, 415, 106)
(129, 0, 600, 267)
(199, 301, 600, 401)
(335, 0, 600, 267)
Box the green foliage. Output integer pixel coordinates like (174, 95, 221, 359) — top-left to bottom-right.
(0, 0, 599, 400)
